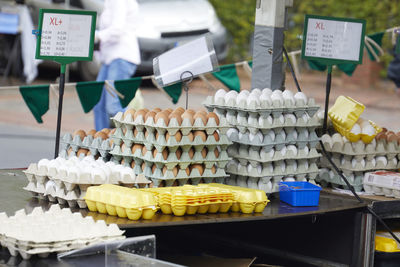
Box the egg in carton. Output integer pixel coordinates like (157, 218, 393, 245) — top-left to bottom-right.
(363, 171, 400, 198)
(203, 89, 320, 117)
(226, 127, 319, 150)
(228, 143, 321, 166)
(317, 168, 364, 192)
(0, 205, 124, 259)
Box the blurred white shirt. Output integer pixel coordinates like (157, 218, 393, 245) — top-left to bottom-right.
(96, 0, 141, 65)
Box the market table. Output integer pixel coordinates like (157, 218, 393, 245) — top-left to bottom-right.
(0, 168, 375, 266)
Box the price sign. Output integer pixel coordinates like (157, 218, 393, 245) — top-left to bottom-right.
(35, 9, 96, 64)
(301, 15, 366, 65)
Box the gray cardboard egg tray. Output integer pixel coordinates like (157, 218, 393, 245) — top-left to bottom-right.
(227, 127, 319, 149)
(203, 95, 320, 118)
(225, 174, 318, 194)
(60, 133, 114, 159)
(225, 158, 319, 179)
(363, 172, 400, 198)
(227, 143, 321, 166)
(23, 164, 142, 209)
(111, 127, 232, 152)
(0, 206, 124, 260)
(320, 134, 400, 158)
(112, 111, 231, 136)
(317, 168, 364, 192)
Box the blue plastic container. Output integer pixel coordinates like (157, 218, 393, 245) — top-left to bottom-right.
(279, 181, 322, 207)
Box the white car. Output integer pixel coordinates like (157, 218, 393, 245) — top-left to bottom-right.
(25, 0, 228, 80)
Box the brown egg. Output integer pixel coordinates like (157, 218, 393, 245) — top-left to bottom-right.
(187, 131, 194, 142)
(87, 150, 92, 156)
(194, 112, 207, 125)
(131, 161, 135, 168)
(161, 148, 169, 160)
(155, 132, 159, 140)
(151, 164, 157, 174)
(207, 112, 220, 125)
(172, 166, 179, 177)
(396, 132, 400, 138)
(201, 147, 208, 158)
(155, 112, 170, 125)
(73, 129, 86, 140)
(94, 131, 107, 140)
(213, 131, 220, 141)
(134, 109, 148, 120)
(194, 130, 207, 142)
(211, 165, 217, 174)
(382, 128, 388, 133)
(67, 147, 73, 155)
(185, 167, 190, 176)
(121, 143, 127, 153)
(110, 128, 116, 135)
(145, 111, 157, 122)
(168, 112, 183, 125)
(133, 128, 139, 137)
(375, 132, 386, 141)
(121, 159, 125, 165)
(387, 133, 398, 142)
(190, 164, 204, 176)
(174, 107, 185, 114)
(131, 144, 144, 154)
(152, 148, 157, 158)
(162, 166, 167, 175)
(123, 109, 136, 120)
(141, 162, 146, 171)
(181, 110, 194, 125)
(175, 148, 182, 160)
(109, 139, 114, 146)
(87, 129, 96, 137)
(152, 107, 162, 113)
(214, 147, 220, 158)
(101, 128, 110, 135)
(165, 108, 173, 114)
(123, 128, 127, 135)
(188, 147, 195, 159)
(144, 129, 149, 138)
(142, 146, 148, 156)
(76, 148, 89, 157)
(387, 131, 395, 136)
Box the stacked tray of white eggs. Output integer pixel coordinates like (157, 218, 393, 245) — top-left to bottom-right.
(109, 107, 232, 187)
(60, 128, 115, 160)
(23, 156, 149, 208)
(203, 88, 322, 193)
(317, 130, 400, 192)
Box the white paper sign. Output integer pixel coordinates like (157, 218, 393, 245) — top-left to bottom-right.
(304, 18, 363, 62)
(153, 35, 218, 86)
(40, 13, 92, 57)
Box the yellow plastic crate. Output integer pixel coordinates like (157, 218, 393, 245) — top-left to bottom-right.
(328, 96, 365, 130)
(375, 232, 400, 253)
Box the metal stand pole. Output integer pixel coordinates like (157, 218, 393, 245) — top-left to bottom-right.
(322, 65, 332, 134)
(180, 71, 193, 110)
(54, 64, 66, 158)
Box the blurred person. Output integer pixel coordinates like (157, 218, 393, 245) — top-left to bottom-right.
(93, 0, 141, 130)
(388, 36, 400, 97)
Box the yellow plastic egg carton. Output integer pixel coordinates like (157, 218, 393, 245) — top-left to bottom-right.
(375, 232, 400, 252)
(84, 184, 158, 220)
(328, 96, 381, 143)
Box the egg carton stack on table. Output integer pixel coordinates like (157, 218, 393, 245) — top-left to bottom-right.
(203, 88, 322, 193)
(110, 107, 232, 187)
(23, 156, 149, 208)
(59, 128, 115, 160)
(0, 205, 124, 260)
(317, 131, 400, 191)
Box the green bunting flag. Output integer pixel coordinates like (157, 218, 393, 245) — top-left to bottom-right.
(212, 64, 241, 92)
(248, 60, 253, 68)
(366, 32, 385, 61)
(75, 81, 104, 113)
(163, 82, 182, 104)
(114, 77, 142, 108)
(19, 84, 49, 123)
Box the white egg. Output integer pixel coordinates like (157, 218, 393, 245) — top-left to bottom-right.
(376, 156, 388, 166)
(214, 89, 226, 102)
(284, 114, 297, 124)
(332, 133, 343, 143)
(370, 158, 376, 167)
(301, 113, 310, 122)
(246, 94, 260, 107)
(301, 146, 309, 155)
(279, 162, 286, 172)
(271, 93, 284, 105)
(294, 92, 308, 103)
(277, 130, 286, 140)
(362, 125, 375, 136)
(392, 158, 398, 165)
(350, 123, 361, 135)
(38, 159, 50, 169)
(262, 88, 273, 95)
(236, 90, 249, 105)
(282, 90, 294, 98)
(264, 162, 274, 173)
(292, 130, 298, 140)
(277, 114, 285, 124)
(280, 146, 287, 156)
(224, 90, 238, 103)
(261, 147, 274, 158)
(303, 160, 309, 169)
(317, 110, 325, 120)
(259, 116, 272, 127)
(292, 161, 298, 171)
(227, 128, 239, 139)
(249, 131, 263, 143)
(341, 157, 346, 165)
(271, 90, 283, 96)
(287, 145, 298, 155)
(260, 93, 272, 106)
(267, 130, 276, 141)
(267, 115, 273, 124)
(251, 88, 262, 96)
(284, 177, 296, 182)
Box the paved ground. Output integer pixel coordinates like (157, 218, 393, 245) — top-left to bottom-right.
(1, 68, 400, 168)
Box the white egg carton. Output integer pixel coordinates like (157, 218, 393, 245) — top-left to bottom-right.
(23, 156, 149, 208)
(60, 133, 114, 158)
(363, 171, 400, 198)
(0, 205, 124, 260)
(111, 127, 231, 152)
(226, 174, 318, 194)
(112, 111, 230, 136)
(317, 168, 364, 192)
(227, 143, 321, 165)
(226, 127, 319, 149)
(225, 158, 319, 178)
(203, 90, 320, 117)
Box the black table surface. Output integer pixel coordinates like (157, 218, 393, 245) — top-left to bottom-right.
(0, 169, 369, 229)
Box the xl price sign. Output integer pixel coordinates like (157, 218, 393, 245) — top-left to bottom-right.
(35, 9, 96, 64)
(301, 15, 366, 65)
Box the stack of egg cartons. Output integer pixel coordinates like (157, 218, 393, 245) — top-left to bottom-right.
(60, 128, 115, 160)
(110, 107, 232, 187)
(203, 88, 321, 193)
(318, 131, 400, 192)
(0, 205, 124, 259)
(23, 156, 148, 208)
